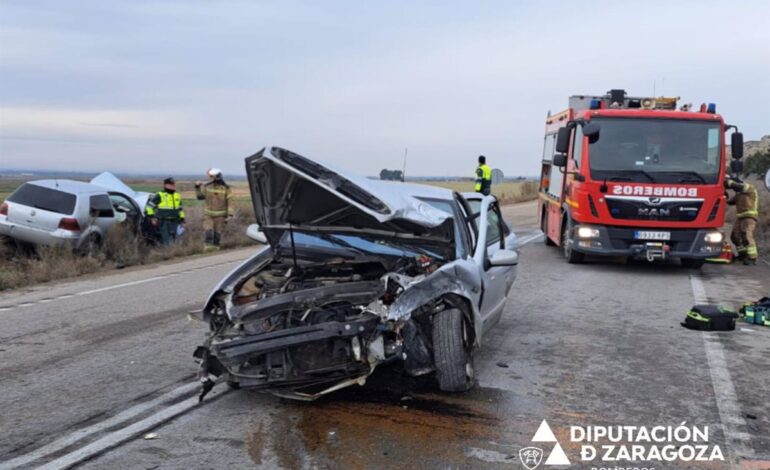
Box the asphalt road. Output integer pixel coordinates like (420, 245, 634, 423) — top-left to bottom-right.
(1, 200, 768, 470)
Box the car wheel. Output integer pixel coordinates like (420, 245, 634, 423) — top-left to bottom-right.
(432, 308, 474, 392)
(79, 234, 102, 257)
(542, 212, 556, 246)
(681, 258, 705, 269)
(562, 219, 585, 264)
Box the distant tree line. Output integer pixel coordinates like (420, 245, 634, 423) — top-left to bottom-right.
(379, 169, 404, 181)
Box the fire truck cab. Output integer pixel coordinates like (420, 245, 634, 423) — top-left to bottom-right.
(538, 89, 745, 267)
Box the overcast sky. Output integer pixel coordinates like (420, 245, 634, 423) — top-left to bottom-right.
(1, 1, 768, 178)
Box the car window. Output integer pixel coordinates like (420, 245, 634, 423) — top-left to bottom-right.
(7, 184, 77, 215)
(416, 197, 468, 259)
(109, 194, 137, 215)
(466, 199, 506, 247)
(89, 194, 114, 218)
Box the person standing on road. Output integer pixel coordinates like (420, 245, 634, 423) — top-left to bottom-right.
(145, 177, 185, 246)
(725, 177, 759, 265)
(475, 155, 492, 196)
(195, 168, 233, 248)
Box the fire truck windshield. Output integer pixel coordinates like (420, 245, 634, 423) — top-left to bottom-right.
(588, 118, 721, 184)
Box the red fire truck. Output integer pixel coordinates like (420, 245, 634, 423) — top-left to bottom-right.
(538, 89, 745, 267)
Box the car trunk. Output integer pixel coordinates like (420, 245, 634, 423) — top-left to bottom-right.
(6, 184, 77, 232)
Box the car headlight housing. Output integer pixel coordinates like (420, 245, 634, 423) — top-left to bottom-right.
(577, 227, 600, 239)
(704, 231, 723, 244)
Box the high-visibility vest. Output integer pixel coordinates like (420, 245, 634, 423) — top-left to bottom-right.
(475, 164, 492, 193)
(146, 190, 185, 220)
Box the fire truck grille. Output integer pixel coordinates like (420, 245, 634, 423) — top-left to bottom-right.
(606, 198, 703, 222)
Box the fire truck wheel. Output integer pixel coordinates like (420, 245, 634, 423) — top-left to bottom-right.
(562, 219, 585, 264)
(681, 258, 705, 269)
(542, 213, 556, 246)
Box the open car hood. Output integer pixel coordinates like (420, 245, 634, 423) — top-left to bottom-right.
(246, 147, 453, 246)
(90, 172, 152, 213)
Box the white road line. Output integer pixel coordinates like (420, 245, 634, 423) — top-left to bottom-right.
(516, 232, 544, 248)
(0, 382, 199, 470)
(689, 274, 754, 466)
(35, 392, 224, 470)
(75, 276, 167, 297)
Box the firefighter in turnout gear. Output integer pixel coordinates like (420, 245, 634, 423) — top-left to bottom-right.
(725, 177, 759, 265)
(475, 155, 492, 196)
(195, 168, 234, 247)
(145, 177, 185, 245)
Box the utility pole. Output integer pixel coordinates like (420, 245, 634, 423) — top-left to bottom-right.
(402, 147, 408, 182)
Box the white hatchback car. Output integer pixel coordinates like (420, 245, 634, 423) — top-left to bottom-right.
(0, 173, 150, 252)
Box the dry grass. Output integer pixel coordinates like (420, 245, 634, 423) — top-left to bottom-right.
(0, 202, 255, 291)
(421, 180, 539, 204)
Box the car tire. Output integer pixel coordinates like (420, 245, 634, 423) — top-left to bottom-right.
(432, 308, 474, 392)
(78, 234, 102, 257)
(681, 258, 705, 269)
(542, 212, 556, 246)
(562, 219, 585, 264)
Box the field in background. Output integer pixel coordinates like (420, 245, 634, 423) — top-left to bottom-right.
(421, 180, 538, 204)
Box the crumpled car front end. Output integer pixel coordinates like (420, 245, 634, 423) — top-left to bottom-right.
(194, 249, 473, 400)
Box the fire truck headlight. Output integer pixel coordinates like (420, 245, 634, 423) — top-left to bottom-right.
(704, 232, 723, 244)
(577, 227, 600, 239)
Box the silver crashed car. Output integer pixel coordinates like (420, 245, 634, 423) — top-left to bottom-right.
(0, 172, 150, 252)
(194, 147, 519, 400)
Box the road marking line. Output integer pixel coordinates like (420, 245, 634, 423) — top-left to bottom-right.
(35, 389, 227, 470)
(0, 382, 198, 470)
(516, 232, 544, 248)
(689, 274, 754, 466)
(75, 276, 167, 296)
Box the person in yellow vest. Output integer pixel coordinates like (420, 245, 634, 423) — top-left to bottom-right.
(475, 155, 492, 196)
(145, 177, 185, 245)
(195, 168, 234, 248)
(725, 177, 759, 265)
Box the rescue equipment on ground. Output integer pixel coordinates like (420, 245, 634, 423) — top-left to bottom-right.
(682, 305, 738, 331)
(740, 297, 770, 326)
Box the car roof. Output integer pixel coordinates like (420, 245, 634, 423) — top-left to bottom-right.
(25, 179, 107, 194)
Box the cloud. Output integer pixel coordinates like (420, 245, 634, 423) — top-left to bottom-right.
(0, 1, 768, 176)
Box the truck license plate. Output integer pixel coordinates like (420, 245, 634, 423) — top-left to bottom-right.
(634, 231, 670, 240)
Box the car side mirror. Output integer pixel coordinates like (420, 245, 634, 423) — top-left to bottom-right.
(246, 224, 267, 244)
(731, 132, 743, 160)
(583, 122, 600, 144)
(553, 153, 567, 168)
(488, 249, 518, 266)
(730, 159, 743, 175)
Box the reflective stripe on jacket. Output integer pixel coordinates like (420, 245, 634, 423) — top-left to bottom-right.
(196, 181, 233, 217)
(146, 190, 185, 220)
(475, 164, 492, 193)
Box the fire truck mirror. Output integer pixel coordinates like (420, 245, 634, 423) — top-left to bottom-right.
(553, 153, 567, 168)
(730, 159, 743, 175)
(583, 122, 601, 144)
(730, 132, 743, 160)
(555, 127, 571, 154)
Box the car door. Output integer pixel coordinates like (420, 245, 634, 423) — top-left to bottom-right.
(108, 192, 142, 232)
(467, 196, 515, 333)
(88, 193, 116, 237)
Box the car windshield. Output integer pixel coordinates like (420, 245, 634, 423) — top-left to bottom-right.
(588, 118, 722, 184)
(279, 232, 445, 260)
(7, 184, 77, 215)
